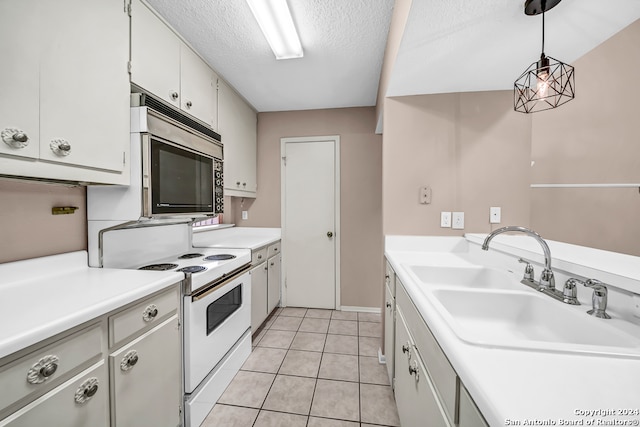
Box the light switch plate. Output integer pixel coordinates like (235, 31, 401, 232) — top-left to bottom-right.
(452, 212, 464, 229)
(440, 212, 451, 228)
(242, 210, 248, 220)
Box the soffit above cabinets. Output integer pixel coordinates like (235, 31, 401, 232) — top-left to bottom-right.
(145, 0, 640, 112)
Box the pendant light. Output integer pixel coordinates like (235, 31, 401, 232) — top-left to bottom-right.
(514, 0, 575, 113)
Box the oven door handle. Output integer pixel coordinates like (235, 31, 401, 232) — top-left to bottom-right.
(191, 264, 251, 302)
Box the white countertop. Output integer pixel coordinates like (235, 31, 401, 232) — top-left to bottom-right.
(192, 226, 281, 251)
(385, 235, 640, 427)
(0, 251, 183, 360)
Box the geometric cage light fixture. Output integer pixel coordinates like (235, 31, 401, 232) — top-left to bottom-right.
(514, 0, 575, 113)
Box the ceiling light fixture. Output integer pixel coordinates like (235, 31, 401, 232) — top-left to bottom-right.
(514, 0, 575, 113)
(246, 0, 303, 60)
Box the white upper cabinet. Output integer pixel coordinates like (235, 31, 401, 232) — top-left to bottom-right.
(181, 45, 218, 130)
(0, 0, 130, 184)
(218, 79, 257, 197)
(130, 0, 218, 130)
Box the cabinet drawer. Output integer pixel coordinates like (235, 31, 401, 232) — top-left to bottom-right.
(109, 286, 179, 348)
(267, 242, 280, 258)
(0, 323, 102, 413)
(397, 280, 457, 425)
(252, 247, 268, 265)
(0, 361, 109, 427)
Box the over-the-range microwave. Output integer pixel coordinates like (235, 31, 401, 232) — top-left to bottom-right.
(87, 93, 223, 221)
(134, 102, 224, 217)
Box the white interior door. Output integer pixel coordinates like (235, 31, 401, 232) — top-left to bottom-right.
(282, 136, 339, 309)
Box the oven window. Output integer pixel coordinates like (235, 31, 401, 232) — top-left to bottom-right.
(151, 139, 214, 214)
(206, 284, 242, 335)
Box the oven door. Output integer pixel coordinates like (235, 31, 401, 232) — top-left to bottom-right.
(183, 270, 251, 393)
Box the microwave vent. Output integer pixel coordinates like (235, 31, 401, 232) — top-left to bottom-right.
(132, 91, 222, 142)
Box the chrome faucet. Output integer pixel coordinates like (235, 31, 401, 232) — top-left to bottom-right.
(482, 226, 556, 290)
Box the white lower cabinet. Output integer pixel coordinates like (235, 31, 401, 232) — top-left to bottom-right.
(388, 259, 488, 427)
(394, 307, 449, 427)
(109, 315, 181, 427)
(0, 361, 109, 427)
(251, 262, 269, 332)
(384, 261, 396, 386)
(267, 253, 282, 314)
(0, 283, 182, 427)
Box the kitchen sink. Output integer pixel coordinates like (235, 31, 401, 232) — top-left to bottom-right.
(407, 265, 516, 290)
(429, 288, 640, 357)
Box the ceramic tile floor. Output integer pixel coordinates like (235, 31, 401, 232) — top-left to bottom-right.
(202, 308, 401, 427)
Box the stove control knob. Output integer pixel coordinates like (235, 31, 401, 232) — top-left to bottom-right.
(142, 304, 158, 322)
(120, 350, 139, 371)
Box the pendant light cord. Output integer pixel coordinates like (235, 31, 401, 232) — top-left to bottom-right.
(541, 10, 545, 55)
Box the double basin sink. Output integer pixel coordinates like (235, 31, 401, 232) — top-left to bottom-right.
(403, 264, 640, 357)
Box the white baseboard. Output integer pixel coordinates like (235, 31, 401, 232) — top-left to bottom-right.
(339, 305, 381, 313)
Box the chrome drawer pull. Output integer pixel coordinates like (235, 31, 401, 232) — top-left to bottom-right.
(2, 128, 29, 148)
(142, 304, 159, 322)
(120, 350, 139, 371)
(74, 377, 99, 404)
(408, 360, 419, 381)
(27, 355, 59, 384)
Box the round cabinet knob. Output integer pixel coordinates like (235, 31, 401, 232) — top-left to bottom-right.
(142, 304, 159, 322)
(170, 91, 179, 100)
(74, 377, 99, 404)
(185, 100, 192, 109)
(386, 301, 392, 308)
(27, 355, 60, 384)
(327, 231, 333, 238)
(1, 128, 30, 149)
(120, 350, 139, 371)
(50, 139, 71, 156)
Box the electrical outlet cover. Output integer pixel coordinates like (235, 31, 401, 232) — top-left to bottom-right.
(440, 212, 451, 228)
(452, 212, 464, 229)
(490, 207, 501, 224)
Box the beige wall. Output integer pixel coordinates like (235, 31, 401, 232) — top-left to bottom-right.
(0, 178, 87, 263)
(231, 107, 383, 308)
(375, 0, 413, 133)
(530, 19, 640, 256)
(382, 91, 532, 235)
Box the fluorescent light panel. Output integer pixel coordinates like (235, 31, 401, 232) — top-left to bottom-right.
(247, 0, 303, 60)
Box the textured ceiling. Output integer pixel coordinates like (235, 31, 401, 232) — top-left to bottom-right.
(388, 0, 640, 96)
(146, 0, 394, 112)
(145, 0, 640, 113)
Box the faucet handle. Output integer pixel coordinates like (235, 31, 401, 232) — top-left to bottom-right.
(517, 258, 534, 281)
(562, 279, 581, 305)
(583, 279, 611, 319)
(539, 268, 555, 291)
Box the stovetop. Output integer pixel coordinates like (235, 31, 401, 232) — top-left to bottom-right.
(133, 247, 251, 294)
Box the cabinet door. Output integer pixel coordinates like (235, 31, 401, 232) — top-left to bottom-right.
(394, 308, 449, 427)
(458, 384, 488, 427)
(267, 254, 281, 314)
(251, 262, 269, 331)
(38, 0, 129, 173)
(0, 362, 109, 427)
(384, 284, 395, 386)
(130, 0, 181, 108)
(180, 44, 218, 129)
(219, 79, 257, 196)
(110, 316, 181, 427)
(0, 0, 40, 160)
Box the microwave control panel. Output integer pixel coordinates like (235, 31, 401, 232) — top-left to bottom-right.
(214, 160, 224, 214)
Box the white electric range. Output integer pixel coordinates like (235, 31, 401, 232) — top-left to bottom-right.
(99, 222, 252, 427)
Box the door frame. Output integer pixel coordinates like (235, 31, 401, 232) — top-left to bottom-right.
(280, 135, 341, 309)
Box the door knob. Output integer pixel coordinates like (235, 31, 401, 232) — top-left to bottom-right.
(327, 231, 333, 238)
